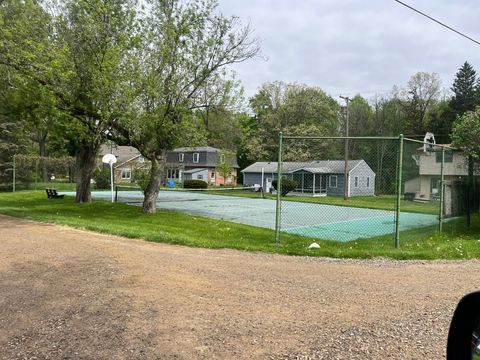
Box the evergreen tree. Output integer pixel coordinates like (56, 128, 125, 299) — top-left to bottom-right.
(476, 77, 480, 105)
(450, 61, 477, 115)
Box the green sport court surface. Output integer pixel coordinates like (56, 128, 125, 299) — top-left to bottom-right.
(83, 189, 438, 242)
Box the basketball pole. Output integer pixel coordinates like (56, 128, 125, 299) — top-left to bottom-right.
(274, 132, 283, 244)
(439, 147, 445, 232)
(395, 134, 404, 248)
(340, 96, 351, 200)
(110, 161, 114, 203)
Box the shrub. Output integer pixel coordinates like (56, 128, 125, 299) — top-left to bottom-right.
(272, 178, 297, 196)
(183, 179, 208, 189)
(93, 167, 111, 189)
(133, 168, 150, 191)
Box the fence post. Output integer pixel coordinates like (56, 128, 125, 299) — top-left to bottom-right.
(12, 154, 16, 192)
(275, 132, 283, 244)
(439, 147, 445, 232)
(467, 155, 474, 228)
(395, 134, 404, 248)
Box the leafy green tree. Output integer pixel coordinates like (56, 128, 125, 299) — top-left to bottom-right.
(452, 107, 480, 160)
(426, 100, 457, 144)
(57, 0, 138, 203)
(347, 95, 373, 159)
(0, 0, 138, 202)
(217, 160, 233, 185)
(243, 81, 340, 163)
(401, 72, 441, 135)
(207, 110, 246, 151)
(369, 94, 407, 194)
(115, 0, 259, 213)
(0, 68, 29, 187)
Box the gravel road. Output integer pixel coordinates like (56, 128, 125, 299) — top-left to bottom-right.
(0, 214, 479, 359)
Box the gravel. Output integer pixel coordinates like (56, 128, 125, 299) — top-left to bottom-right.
(0, 214, 479, 359)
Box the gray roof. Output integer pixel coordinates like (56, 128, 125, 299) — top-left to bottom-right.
(241, 160, 364, 174)
(99, 144, 141, 164)
(167, 147, 239, 168)
(173, 146, 220, 152)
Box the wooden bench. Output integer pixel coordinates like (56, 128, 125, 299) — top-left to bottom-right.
(45, 188, 65, 199)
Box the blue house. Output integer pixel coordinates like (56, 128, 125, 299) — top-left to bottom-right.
(241, 160, 375, 197)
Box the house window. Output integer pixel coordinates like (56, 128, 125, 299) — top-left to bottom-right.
(220, 153, 225, 164)
(193, 153, 199, 163)
(211, 171, 215, 179)
(179, 153, 184, 162)
(197, 174, 203, 180)
(366, 177, 370, 188)
(121, 170, 131, 180)
(329, 175, 337, 188)
(435, 149, 453, 163)
(354, 176, 359, 188)
(167, 169, 178, 179)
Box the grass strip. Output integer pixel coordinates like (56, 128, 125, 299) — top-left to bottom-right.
(0, 191, 478, 259)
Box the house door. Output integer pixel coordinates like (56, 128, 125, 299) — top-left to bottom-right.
(430, 177, 441, 200)
(320, 175, 327, 194)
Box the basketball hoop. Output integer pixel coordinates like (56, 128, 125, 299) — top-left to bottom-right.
(423, 132, 436, 153)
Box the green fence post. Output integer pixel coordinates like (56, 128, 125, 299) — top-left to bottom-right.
(12, 154, 16, 192)
(467, 156, 474, 228)
(275, 132, 283, 244)
(439, 147, 445, 232)
(395, 134, 404, 248)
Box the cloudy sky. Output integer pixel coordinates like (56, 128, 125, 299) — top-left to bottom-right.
(218, 0, 480, 101)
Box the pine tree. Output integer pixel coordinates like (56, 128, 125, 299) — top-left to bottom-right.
(476, 77, 480, 105)
(450, 61, 477, 115)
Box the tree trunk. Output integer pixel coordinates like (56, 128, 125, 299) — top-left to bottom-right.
(74, 144, 97, 203)
(142, 151, 166, 213)
(39, 131, 48, 182)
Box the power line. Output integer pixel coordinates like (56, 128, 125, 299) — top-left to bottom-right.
(393, 0, 480, 47)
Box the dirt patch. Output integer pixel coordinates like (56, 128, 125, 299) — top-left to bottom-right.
(0, 214, 478, 359)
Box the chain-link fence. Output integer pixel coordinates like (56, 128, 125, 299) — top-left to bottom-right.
(4, 155, 75, 192)
(5, 139, 477, 249)
(273, 134, 478, 246)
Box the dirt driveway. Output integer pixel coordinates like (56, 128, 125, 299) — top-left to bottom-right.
(0, 214, 479, 359)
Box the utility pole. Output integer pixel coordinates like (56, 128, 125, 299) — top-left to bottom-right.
(340, 96, 351, 200)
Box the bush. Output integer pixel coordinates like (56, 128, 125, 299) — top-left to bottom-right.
(272, 178, 297, 196)
(183, 179, 208, 189)
(93, 167, 111, 189)
(133, 168, 150, 191)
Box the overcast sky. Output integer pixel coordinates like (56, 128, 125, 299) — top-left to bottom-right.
(218, 0, 480, 102)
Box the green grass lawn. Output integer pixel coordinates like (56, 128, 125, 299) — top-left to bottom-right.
(0, 190, 478, 259)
